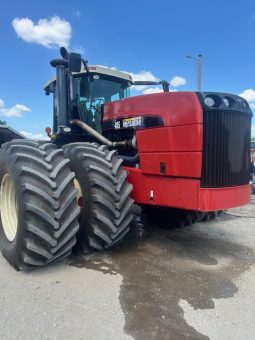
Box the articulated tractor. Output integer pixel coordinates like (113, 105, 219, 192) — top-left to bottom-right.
(0, 48, 252, 270)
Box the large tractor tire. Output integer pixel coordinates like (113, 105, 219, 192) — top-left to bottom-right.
(62, 142, 134, 252)
(0, 140, 80, 270)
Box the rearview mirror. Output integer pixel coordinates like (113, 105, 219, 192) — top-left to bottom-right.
(68, 52, 81, 72)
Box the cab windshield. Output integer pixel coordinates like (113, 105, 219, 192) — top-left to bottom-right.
(74, 74, 130, 105)
(73, 74, 131, 132)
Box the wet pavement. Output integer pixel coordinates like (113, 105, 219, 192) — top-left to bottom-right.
(68, 197, 255, 339)
(0, 196, 255, 339)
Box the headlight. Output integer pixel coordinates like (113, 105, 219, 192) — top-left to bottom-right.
(223, 98, 230, 107)
(204, 96, 215, 107)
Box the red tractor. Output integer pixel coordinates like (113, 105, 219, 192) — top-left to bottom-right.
(0, 48, 252, 270)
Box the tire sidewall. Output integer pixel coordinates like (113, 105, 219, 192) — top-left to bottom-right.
(0, 151, 26, 269)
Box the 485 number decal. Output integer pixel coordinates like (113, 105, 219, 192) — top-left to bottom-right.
(103, 115, 164, 131)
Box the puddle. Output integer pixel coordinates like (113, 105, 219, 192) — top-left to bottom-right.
(67, 204, 255, 340)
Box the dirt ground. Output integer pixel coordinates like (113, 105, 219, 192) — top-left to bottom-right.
(0, 196, 255, 340)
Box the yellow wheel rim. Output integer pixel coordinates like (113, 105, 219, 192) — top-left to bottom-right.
(74, 178, 83, 207)
(0, 174, 18, 241)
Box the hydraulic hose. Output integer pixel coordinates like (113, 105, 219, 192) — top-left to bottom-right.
(118, 153, 139, 166)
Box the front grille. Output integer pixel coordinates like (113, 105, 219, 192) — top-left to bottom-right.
(201, 110, 251, 187)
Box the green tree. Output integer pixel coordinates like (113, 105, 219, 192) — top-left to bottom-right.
(0, 120, 7, 125)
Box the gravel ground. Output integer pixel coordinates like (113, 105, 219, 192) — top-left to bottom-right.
(0, 195, 255, 340)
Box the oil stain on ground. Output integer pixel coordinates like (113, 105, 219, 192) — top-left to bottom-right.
(67, 211, 255, 340)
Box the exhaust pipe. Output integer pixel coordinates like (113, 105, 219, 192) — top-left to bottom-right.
(70, 119, 129, 148)
(70, 119, 139, 165)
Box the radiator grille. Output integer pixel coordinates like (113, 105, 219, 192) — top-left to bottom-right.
(201, 110, 251, 187)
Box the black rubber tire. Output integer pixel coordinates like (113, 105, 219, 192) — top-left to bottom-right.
(200, 211, 222, 221)
(62, 142, 134, 252)
(0, 140, 80, 270)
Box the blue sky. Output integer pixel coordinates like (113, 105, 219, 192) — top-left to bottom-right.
(0, 0, 254, 138)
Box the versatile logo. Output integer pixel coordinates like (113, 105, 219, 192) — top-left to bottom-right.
(103, 115, 164, 131)
(114, 116, 142, 129)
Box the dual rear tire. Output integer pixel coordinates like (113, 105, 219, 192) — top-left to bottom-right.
(62, 143, 134, 252)
(0, 140, 134, 270)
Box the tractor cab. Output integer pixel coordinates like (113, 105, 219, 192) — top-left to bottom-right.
(45, 65, 133, 134)
(44, 46, 169, 139)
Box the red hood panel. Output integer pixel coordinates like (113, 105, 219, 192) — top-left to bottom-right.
(103, 92, 203, 126)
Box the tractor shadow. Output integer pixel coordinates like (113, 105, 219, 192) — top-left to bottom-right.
(67, 209, 255, 340)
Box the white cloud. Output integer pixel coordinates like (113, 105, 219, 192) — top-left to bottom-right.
(129, 70, 158, 82)
(170, 76, 186, 87)
(12, 16, 72, 48)
(126, 71, 186, 91)
(0, 99, 31, 117)
(20, 131, 50, 140)
(142, 87, 178, 95)
(127, 71, 159, 91)
(239, 89, 255, 108)
(73, 45, 85, 54)
(142, 87, 163, 95)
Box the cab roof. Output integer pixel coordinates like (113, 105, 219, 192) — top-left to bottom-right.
(44, 65, 133, 92)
